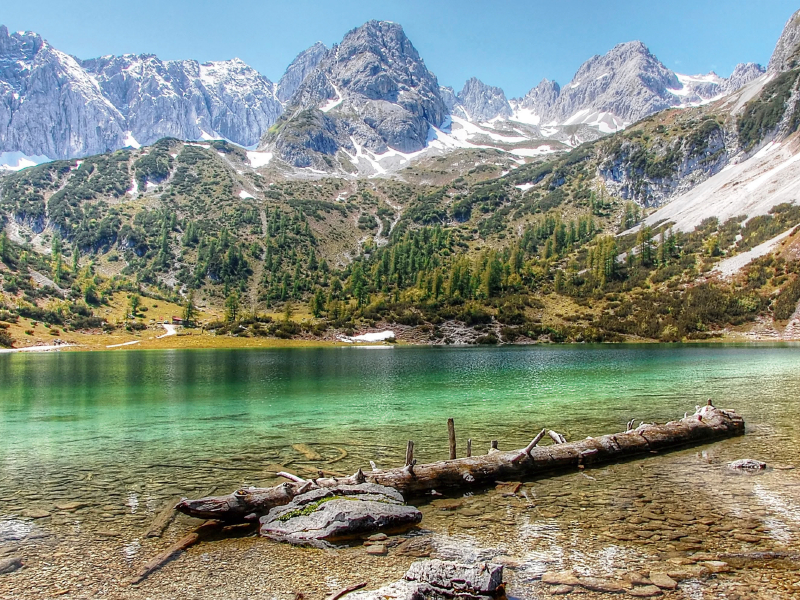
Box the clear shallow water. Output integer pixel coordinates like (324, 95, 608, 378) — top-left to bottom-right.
(2, 344, 800, 599)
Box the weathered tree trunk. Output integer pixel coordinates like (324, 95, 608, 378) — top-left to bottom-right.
(175, 405, 743, 522)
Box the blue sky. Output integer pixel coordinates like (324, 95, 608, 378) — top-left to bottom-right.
(1, 1, 797, 97)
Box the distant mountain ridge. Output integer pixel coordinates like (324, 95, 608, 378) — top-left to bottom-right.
(446, 42, 765, 133)
(0, 17, 782, 169)
(0, 25, 326, 161)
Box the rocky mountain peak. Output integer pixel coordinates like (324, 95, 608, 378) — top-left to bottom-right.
(722, 62, 766, 93)
(512, 78, 561, 123)
(263, 19, 448, 167)
(768, 9, 800, 72)
(454, 77, 512, 122)
(542, 40, 680, 128)
(332, 20, 442, 109)
(0, 26, 44, 57)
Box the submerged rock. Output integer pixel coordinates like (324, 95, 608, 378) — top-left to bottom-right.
(0, 556, 23, 574)
(727, 459, 767, 471)
(347, 559, 504, 600)
(629, 585, 664, 597)
(259, 483, 421, 546)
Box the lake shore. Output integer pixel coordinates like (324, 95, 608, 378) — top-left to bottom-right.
(4, 314, 799, 353)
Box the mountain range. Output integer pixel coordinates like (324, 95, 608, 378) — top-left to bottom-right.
(0, 20, 767, 172)
(2, 9, 800, 348)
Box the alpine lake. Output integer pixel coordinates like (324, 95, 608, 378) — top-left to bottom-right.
(1, 343, 799, 599)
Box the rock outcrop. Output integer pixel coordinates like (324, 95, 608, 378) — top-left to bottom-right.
(276, 41, 328, 103)
(768, 9, 800, 72)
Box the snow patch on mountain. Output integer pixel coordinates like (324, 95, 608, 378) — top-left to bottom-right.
(320, 82, 344, 112)
(246, 150, 273, 168)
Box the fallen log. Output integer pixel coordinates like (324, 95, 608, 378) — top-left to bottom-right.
(175, 405, 743, 522)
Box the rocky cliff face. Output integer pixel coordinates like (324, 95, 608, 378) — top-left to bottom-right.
(263, 20, 448, 168)
(276, 42, 328, 103)
(453, 78, 511, 122)
(80, 54, 282, 149)
(768, 9, 800, 72)
(0, 26, 126, 159)
(0, 25, 284, 159)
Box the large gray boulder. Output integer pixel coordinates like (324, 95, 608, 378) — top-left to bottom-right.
(259, 483, 421, 546)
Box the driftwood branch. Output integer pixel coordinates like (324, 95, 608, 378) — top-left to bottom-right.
(176, 406, 744, 522)
(277, 471, 306, 483)
(512, 429, 547, 464)
(129, 520, 223, 585)
(324, 582, 367, 600)
(145, 496, 181, 538)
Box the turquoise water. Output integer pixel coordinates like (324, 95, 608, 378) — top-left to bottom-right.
(1, 344, 799, 472)
(2, 344, 800, 599)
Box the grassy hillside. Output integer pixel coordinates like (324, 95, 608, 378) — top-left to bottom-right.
(3, 72, 800, 349)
